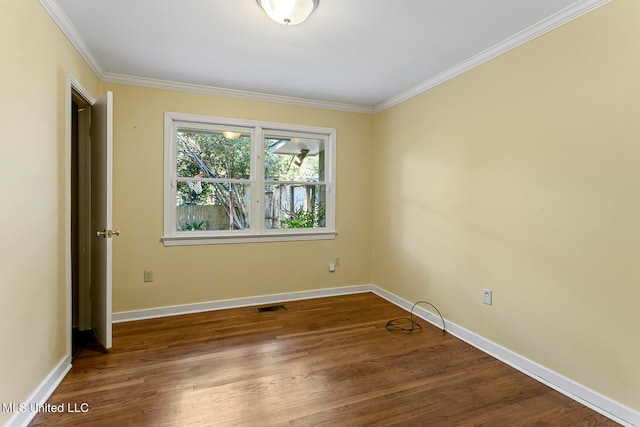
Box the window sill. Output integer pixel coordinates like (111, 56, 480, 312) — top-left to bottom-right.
(161, 231, 337, 246)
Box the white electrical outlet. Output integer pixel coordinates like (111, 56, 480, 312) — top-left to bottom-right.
(483, 289, 492, 305)
(144, 270, 154, 282)
(328, 264, 336, 272)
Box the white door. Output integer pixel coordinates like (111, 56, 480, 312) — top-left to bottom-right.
(90, 91, 114, 349)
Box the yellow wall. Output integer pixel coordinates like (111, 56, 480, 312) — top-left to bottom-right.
(102, 83, 373, 312)
(372, 0, 640, 411)
(3, 0, 638, 422)
(0, 0, 100, 424)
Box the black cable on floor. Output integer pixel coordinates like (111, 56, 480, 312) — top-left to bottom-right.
(386, 300, 446, 335)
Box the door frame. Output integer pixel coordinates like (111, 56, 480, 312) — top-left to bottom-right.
(66, 74, 96, 359)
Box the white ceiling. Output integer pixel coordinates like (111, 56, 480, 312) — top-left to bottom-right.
(48, 0, 604, 112)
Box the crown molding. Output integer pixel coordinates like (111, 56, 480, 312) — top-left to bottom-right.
(38, 0, 372, 114)
(374, 0, 612, 113)
(38, 0, 105, 80)
(102, 72, 374, 114)
(40, 0, 610, 116)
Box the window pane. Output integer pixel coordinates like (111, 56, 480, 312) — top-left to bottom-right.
(177, 129, 250, 179)
(264, 136, 324, 182)
(176, 182, 250, 231)
(264, 184, 326, 229)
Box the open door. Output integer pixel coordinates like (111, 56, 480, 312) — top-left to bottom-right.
(90, 91, 115, 349)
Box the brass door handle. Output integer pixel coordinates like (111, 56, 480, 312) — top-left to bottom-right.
(96, 229, 120, 238)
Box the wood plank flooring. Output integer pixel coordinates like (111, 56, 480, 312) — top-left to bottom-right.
(30, 293, 618, 426)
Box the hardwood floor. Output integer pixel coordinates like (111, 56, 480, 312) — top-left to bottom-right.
(30, 293, 618, 426)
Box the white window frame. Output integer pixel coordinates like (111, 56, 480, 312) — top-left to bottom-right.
(162, 112, 336, 246)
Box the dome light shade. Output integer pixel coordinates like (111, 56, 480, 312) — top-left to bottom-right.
(222, 131, 242, 139)
(257, 0, 319, 26)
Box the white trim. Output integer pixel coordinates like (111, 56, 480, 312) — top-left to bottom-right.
(368, 285, 640, 427)
(99, 284, 640, 425)
(9, 284, 636, 426)
(64, 74, 73, 381)
(164, 112, 336, 245)
(161, 231, 337, 246)
(64, 74, 97, 365)
(112, 285, 373, 323)
(42, 0, 609, 115)
(38, 0, 105, 80)
(69, 75, 96, 105)
(5, 355, 71, 427)
(373, 0, 612, 113)
(371, 286, 447, 331)
(166, 111, 337, 135)
(103, 73, 374, 114)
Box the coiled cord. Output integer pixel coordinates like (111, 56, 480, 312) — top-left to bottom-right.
(386, 300, 445, 334)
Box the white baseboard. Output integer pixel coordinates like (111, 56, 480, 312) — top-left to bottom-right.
(5, 354, 71, 427)
(112, 284, 374, 323)
(368, 285, 640, 427)
(17, 285, 637, 427)
(113, 284, 639, 425)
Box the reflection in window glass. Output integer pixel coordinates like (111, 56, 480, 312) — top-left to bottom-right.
(264, 137, 323, 182)
(177, 129, 251, 179)
(164, 112, 336, 244)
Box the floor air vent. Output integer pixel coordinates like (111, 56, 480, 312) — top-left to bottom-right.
(257, 304, 287, 313)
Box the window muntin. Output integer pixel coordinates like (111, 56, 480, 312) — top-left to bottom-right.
(164, 113, 336, 245)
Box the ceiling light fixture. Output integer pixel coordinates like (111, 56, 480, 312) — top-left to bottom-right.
(222, 131, 242, 139)
(256, 0, 319, 26)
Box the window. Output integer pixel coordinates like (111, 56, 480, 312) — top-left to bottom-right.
(163, 112, 336, 245)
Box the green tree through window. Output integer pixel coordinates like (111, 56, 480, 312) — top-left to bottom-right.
(176, 130, 250, 230)
(163, 112, 336, 245)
